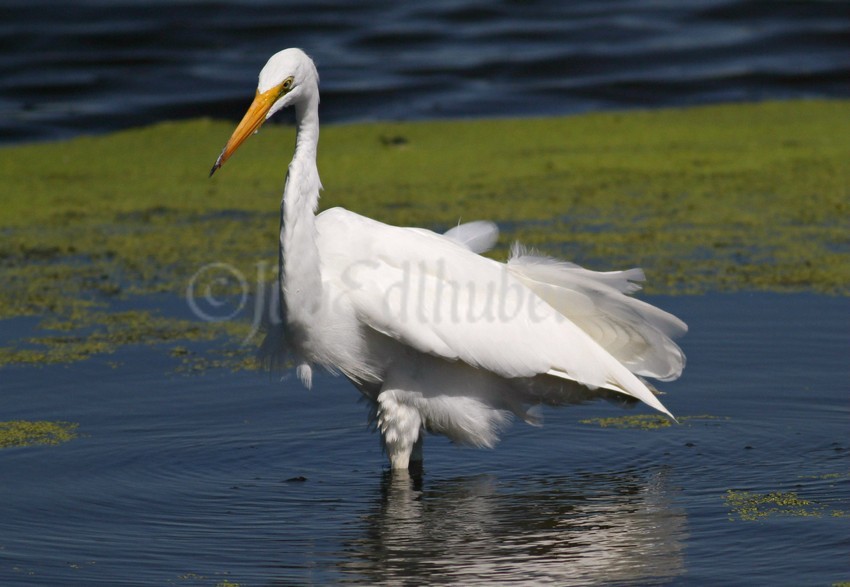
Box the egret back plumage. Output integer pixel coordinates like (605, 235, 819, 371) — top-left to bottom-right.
(211, 48, 687, 470)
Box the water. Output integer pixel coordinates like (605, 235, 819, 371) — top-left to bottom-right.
(2, 2, 848, 584)
(2, 0, 848, 144)
(1, 293, 848, 585)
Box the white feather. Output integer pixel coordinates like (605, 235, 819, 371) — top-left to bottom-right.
(315, 208, 675, 418)
(507, 246, 687, 381)
(443, 220, 500, 253)
(220, 49, 687, 469)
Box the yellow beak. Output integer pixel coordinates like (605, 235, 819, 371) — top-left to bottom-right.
(209, 85, 282, 176)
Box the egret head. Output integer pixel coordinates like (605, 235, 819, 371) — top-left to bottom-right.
(210, 48, 319, 176)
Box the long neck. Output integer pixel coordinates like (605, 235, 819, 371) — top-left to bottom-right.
(279, 94, 323, 333)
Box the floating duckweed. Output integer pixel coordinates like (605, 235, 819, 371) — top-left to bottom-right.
(579, 414, 723, 430)
(1, 100, 848, 368)
(798, 472, 848, 481)
(0, 420, 79, 448)
(170, 345, 190, 357)
(177, 575, 240, 587)
(0, 308, 257, 369)
(172, 346, 261, 375)
(725, 490, 824, 521)
(580, 414, 672, 430)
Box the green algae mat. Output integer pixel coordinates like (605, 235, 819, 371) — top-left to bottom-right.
(0, 420, 78, 448)
(1, 99, 848, 367)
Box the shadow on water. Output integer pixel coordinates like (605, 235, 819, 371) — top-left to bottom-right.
(339, 467, 687, 585)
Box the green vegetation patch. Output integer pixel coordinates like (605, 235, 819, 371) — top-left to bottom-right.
(176, 572, 240, 586)
(0, 420, 79, 448)
(1, 99, 848, 368)
(0, 309, 253, 367)
(580, 414, 723, 430)
(724, 489, 848, 521)
(580, 414, 673, 430)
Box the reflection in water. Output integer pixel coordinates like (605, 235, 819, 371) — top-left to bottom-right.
(339, 468, 687, 585)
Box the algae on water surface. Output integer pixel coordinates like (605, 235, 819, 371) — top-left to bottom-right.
(1, 100, 848, 367)
(725, 489, 848, 521)
(0, 420, 78, 448)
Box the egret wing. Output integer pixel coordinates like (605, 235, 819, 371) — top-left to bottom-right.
(508, 247, 687, 381)
(317, 208, 673, 416)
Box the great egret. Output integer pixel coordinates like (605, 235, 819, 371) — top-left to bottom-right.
(210, 48, 687, 470)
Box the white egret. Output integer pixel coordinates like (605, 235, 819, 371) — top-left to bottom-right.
(210, 49, 687, 470)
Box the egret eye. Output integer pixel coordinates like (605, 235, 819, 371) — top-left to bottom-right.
(281, 77, 294, 92)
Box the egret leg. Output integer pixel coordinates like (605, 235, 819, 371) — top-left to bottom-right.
(407, 434, 424, 475)
(377, 389, 423, 470)
(411, 434, 423, 464)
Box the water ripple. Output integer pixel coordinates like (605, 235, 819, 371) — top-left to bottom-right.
(1, 0, 847, 144)
(0, 295, 848, 584)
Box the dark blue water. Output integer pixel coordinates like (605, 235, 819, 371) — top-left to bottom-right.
(1, 0, 848, 144)
(1, 293, 848, 585)
(2, 2, 849, 584)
